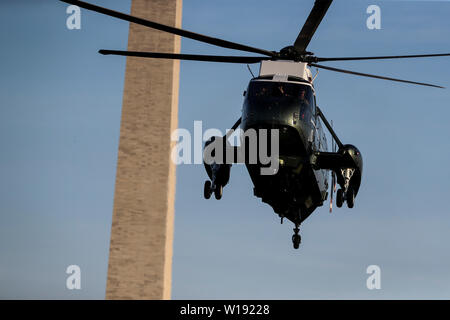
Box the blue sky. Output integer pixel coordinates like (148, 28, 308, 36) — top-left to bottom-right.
(0, 0, 450, 299)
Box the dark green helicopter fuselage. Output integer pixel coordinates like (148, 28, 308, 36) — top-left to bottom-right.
(241, 77, 329, 223)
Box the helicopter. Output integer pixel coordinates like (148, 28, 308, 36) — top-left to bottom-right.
(61, 0, 450, 249)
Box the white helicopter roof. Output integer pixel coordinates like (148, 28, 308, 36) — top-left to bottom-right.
(259, 60, 313, 83)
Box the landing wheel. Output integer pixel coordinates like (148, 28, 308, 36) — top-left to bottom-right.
(204, 180, 212, 199)
(336, 189, 344, 208)
(214, 184, 223, 200)
(292, 225, 301, 249)
(347, 187, 355, 208)
(292, 234, 301, 249)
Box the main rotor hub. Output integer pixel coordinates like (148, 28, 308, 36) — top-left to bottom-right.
(278, 46, 316, 63)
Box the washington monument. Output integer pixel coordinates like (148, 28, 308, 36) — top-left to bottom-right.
(106, 0, 182, 299)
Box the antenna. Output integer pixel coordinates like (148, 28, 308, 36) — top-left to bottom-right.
(247, 64, 255, 78)
(312, 68, 319, 83)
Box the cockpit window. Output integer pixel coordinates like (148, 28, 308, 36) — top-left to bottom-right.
(247, 81, 314, 111)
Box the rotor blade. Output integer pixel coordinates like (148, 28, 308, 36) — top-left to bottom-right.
(315, 53, 450, 62)
(60, 0, 275, 57)
(294, 0, 333, 53)
(99, 50, 268, 64)
(309, 63, 445, 88)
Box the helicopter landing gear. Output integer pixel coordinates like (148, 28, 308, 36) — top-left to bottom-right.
(292, 224, 301, 249)
(214, 184, 223, 200)
(347, 187, 355, 208)
(203, 162, 226, 200)
(336, 189, 344, 208)
(203, 180, 223, 200)
(336, 187, 355, 208)
(337, 168, 356, 209)
(204, 180, 212, 199)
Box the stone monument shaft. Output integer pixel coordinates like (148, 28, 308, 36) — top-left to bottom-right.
(106, 0, 182, 300)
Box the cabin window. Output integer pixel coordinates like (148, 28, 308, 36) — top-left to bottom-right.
(247, 81, 314, 113)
